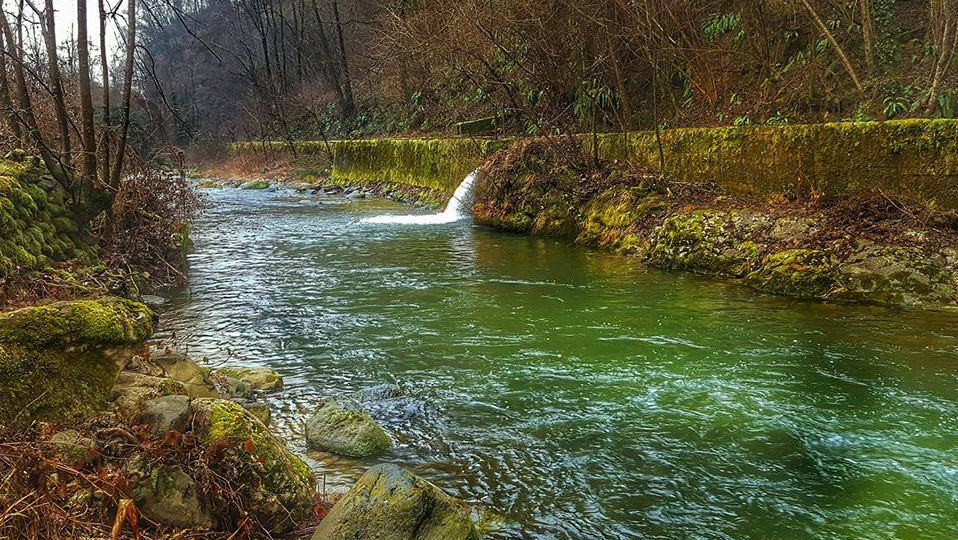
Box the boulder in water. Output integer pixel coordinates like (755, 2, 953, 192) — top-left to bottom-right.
(310, 463, 479, 540)
(305, 399, 392, 458)
(239, 180, 270, 190)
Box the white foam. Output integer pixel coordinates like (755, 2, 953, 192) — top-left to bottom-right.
(362, 171, 477, 225)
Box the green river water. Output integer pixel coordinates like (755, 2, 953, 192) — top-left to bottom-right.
(157, 187, 958, 540)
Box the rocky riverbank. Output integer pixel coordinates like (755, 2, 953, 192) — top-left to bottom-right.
(0, 297, 482, 539)
(472, 139, 958, 309)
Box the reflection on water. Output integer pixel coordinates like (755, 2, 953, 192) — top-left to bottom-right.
(157, 187, 958, 540)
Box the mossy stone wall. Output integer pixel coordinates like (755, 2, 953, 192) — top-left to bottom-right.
(230, 138, 508, 195)
(229, 119, 958, 207)
(590, 119, 958, 208)
(0, 157, 89, 277)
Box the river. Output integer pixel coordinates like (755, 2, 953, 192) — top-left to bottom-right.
(156, 186, 958, 540)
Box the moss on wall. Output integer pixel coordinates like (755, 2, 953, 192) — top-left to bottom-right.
(229, 119, 958, 207)
(589, 119, 958, 208)
(230, 138, 508, 196)
(0, 156, 91, 278)
(330, 138, 507, 194)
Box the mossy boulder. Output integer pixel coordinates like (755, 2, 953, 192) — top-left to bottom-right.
(192, 399, 315, 533)
(0, 298, 155, 425)
(214, 365, 284, 392)
(311, 463, 480, 540)
(305, 399, 392, 458)
(0, 297, 154, 348)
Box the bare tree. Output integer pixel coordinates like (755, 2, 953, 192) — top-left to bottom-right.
(111, 0, 136, 189)
(99, 0, 112, 183)
(0, 29, 22, 142)
(77, 0, 100, 191)
(926, 0, 958, 115)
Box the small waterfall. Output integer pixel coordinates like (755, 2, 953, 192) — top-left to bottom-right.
(361, 171, 478, 225)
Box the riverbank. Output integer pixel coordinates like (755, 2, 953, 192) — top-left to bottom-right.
(0, 295, 483, 539)
(473, 138, 958, 309)
(216, 120, 958, 309)
(140, 187, 958, 540)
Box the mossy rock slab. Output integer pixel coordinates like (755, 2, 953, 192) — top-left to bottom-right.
(153, 352, 219, 398)
(645, 210, 767, 277)
(0, 298, 154, 425)
(305, 399, 392, 458)
(192, 399, 315, 533)
(834, 244, 958, 306)
(311, 463, 480, 540)
(744, 249, 840, 299)
(215, 365, 284, 392)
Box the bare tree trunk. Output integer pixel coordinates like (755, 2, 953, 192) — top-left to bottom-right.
(308, 0, 349, 116)
(331, 0, 356, 117)
(110, 0, 136, 190)
(859, 0, 876, 75)
(926, 4, 958, 116)
(77, 0, 100, 191)
(39, 0, 72, 163)
(0, 29, 22, 142)
(99, 0, 111, 184)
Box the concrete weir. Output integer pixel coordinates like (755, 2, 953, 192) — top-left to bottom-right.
(230, 119, 958, 209)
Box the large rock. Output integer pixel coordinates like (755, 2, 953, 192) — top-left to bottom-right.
(111, 371, 188, 416)
(129, 461, 214, 529)
(835, 244, 958, 306)
(311, 464, 479, 540)
(744, 249, 840, 298)
(191, 399, 315, 533)
(239, 180, 270, 190)
(153, 352, 219, 398)
(305, 399, 392, 458)
(47, 429, 97, 465)
(139, 395, 192, 436)
(0, 297, 154, 425)
(215, 365, 283, 392)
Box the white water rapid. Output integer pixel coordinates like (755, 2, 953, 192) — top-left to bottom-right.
(361, 171, 477, 225)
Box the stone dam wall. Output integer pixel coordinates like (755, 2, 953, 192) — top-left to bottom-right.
(229, 119, 958, 209)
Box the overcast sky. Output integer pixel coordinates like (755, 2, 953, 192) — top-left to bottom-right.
(49, 0, 123, 55)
